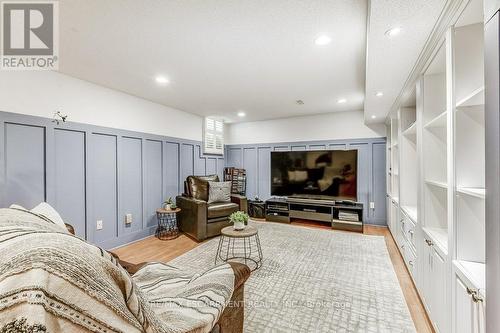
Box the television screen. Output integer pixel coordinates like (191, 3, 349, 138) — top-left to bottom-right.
(271, 150, 358, 200)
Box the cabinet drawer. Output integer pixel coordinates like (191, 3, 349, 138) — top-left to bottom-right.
(403, 242, 417, 277)
(401, 213, 417, 250)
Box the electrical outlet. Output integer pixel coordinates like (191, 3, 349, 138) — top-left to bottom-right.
(125, 214, 132, 225)
(96, 220, 103, 230)
(370, 202, 375, 209)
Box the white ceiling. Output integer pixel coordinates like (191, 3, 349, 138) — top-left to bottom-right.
(59, 0, 367, 123)
(364, 0, 446, 123)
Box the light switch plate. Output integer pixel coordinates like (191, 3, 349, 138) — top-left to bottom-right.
(125, 214, 132, 224)
(96, 220, 103, 230)
(370, 202, 375, 209)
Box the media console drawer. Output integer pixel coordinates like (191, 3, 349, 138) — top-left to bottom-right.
(289, 210, 332, 222)
(266, 212, 290, 223)
(289, 203, 333, 214)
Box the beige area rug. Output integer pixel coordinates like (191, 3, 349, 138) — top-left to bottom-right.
(169, 221, 416, 333)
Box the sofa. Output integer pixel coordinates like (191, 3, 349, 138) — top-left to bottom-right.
(0, 207, 250, 333)
(176, 175, 248, 241)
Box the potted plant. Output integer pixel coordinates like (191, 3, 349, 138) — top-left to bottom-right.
(229, 211, 249, 230)
(163, 197, 174, 211)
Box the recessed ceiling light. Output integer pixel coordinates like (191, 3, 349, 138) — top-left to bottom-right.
(155, 76, 169, 85)
(237, 111, 246, 117)
(371, 115, 377, 119)
(385, 27, 402, 37)
(376, 91, 384, 97)
(337, 98, 347, 104)
(314, 35, 332, 46)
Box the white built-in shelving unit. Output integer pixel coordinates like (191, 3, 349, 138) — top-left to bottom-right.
(385, 0, 486, 332)
(453, 21, 486, 299)
(422, 44, 449, 255)
(391, 117, 400, 204)
(387, 115, 400, 240)
(401, 104, 418, 223)
(451, 13, 486, 333)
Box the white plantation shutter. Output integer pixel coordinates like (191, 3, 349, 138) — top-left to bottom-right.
(203, 117, 224, 155)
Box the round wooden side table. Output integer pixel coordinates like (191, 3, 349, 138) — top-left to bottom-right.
(155, 208, 181, 240)
(215, 225, 263, 271)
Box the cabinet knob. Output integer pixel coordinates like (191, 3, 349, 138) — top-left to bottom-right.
(409, 260, 414, 266)
(472, 293, 483, 303)
(467, 287, 483, 303)
(425, 239, 434, 246)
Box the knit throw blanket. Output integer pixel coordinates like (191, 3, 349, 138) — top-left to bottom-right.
(0, 208, 234, 333)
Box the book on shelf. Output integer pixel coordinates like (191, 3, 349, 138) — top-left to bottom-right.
(338, 210, 359, 222)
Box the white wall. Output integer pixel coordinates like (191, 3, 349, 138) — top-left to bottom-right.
(226, 111, 386, 144)
(0, 71, 203, 141)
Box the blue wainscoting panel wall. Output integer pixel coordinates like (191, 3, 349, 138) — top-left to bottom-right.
(145, 140, 163, 228)
(0, 111, 224, 249)
(180, 144, 194, 187)
(119, 136, 143, 236)
(89, 133, 118, 245)
(225, 137, 387, 225)
(206, 157, 217, 176)
(5, 123, 46, 208)
(216, 158, 225, 180)
(164, 142, 179, 200)
(243, 148, 258, 199)
(54, 129, 86, 238)
(257, 147, 271, 200)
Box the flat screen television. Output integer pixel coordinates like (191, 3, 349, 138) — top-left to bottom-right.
(271, 150, 358, 200)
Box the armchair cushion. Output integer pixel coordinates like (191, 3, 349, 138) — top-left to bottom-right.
(186, 175, 219, 201)
(208, 202, 239, 219)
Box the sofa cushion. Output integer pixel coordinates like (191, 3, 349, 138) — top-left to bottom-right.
(207, 202, 239, 219)
(9, 202, 69, 233)
(31, 202, 69, 233)
(187, 175, 219, 201)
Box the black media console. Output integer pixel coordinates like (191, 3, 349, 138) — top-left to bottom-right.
(265, 196, 364, 232)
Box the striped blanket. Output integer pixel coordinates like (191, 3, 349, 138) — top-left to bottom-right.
(0, 208, 235, 333)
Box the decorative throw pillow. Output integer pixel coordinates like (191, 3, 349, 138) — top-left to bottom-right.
(31, 202, 69, 233)
(207, 181, 231, 203)
(9, 204, 27, 210)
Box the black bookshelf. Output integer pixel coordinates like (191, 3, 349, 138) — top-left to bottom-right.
(223, 167, 247, 195)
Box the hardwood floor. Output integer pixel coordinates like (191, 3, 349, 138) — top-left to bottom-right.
(113, 221, 434, 333)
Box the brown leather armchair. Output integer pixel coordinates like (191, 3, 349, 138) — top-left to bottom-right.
(176, 175, 248, 241)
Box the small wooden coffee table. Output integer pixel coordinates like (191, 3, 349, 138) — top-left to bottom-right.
(215, 225, 263, 271)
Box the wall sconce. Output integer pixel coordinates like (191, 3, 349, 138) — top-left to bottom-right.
(52, 111, 67, 125)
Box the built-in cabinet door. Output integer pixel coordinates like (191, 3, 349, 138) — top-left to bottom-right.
(455, 275, 474, 333)
(431, 248, 447, 333)
(422, 238, 433, 312)
(422, 237, 448, 333)
(390, 200, 399, 234)
(454, 273, 485, 333)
